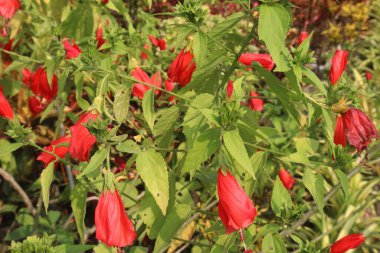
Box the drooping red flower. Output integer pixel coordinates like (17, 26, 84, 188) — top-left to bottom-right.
(28, 67, 58, 102)
(37, 135, 71, 168)
(68, 112, 98, 161)
(298, 31, 309, 46)
(226, 80, 234, 98)
(131, 67, 162, 99)
(28, 96, 46, 115)
(95, 190, 137, 247)
(337, 108, 378, 153)
(96, 26, 106, 49)
(141, 44, 150, 60)
(330, 234, 366, 253)
(329, 50, 349, 85)
(0, 0, 21, 19)
(63, 38, 82, 59)
(22, 68, 32, 88)
(148, 35, 167, 50)
(168, 49, 196, 87)
(249, 91, 264, 112)
(366, 71, 372, 81)
(239, 53, 275, 71)
(0, 87, 14, 120)
(279, 168, 295, 190)
(217, 170, 257, 234)
(334, 115, 346, 147)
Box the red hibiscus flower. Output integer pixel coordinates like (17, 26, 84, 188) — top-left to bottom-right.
(249, 91, 264, 111)
(68, 112, 98, 161)
(131, 67, 162, 99)
(28, 96, 46, 115)
(0, 0, 21, 19)
(95, 189, 137, 247)
(330, 234, 366, 253)
(168, 49, 196, 87)
(0, 87, 14, 120)
(63, 38, 82, 59)
(26, 67, 58, 102)
(329, 50, 349, 85)
(279, 168, 295, 190)
(217, 170, 257, 234)
(37, 136, 71, 168)
(239, 53, 275, 71)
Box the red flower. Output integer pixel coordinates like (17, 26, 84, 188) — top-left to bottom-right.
(0, 0, 21, 19)
(165, 80, 176, 102)
(217, 170, 257, 234)
(329, 50, 349, 85)
(330, 234, 366, 253)
(131, 67, 162, 99)
(101, 0, 109, 3)
(95, 190, 137, 247)
(366, 71, 372, 81)
(334, 108, 378, 152)
(96, 26, 106, 49)
(298, 31, 309, 46)
(37, 136, 71, 168)
(249, 91, 264, 112)
(279, 168, 295, 190)
(239, 53, 275, 71)
(68, 112, 98, 161)
(28, 96, 46, 115)
(168, 49, 196, 87)
(148, 35, 167, 50)
(141, 44, 150, 60)
(334, 115, 346, 147)
(22, 68, 32, 88)
(0, 87, 14, 120)
(63, 38, 82, 59)
(28, 67, 58, 102)
(226, 80, 233, 98)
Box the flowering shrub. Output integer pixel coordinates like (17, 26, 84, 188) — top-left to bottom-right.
(0, 0, 379, 253)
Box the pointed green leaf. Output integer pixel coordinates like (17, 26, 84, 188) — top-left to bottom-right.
(142, 89, 155, 131)
(336, 169, 349, 199)
(193, 32, 207, 66)
(80, 149, 108, 177)
(114, 86, 131, 124)
(71, 184, 87, 243)
(271, 177, 293, 217)
(41, 163, 55, 213)
(303, 168, 324, 215)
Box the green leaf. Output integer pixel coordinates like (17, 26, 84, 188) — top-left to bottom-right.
(114, 86, 131, 124)
(154, 106, 180, 152)
(139, 191, 165, 239)
(271, 177, 293, 217)
(60, 4, 94, 40)
(136, 149, 169, 215)
(209, 12, 245, 39)
(41, 163, 55, 213)
(116, 140, 141, 154)
(54, 244, 93, 253)
(193, 32, 207, 66)
(74, 73, 90, 110)
(262, 233, 287, 253)
(298, 31, 314, 56)
(336, 169, 350, 199)
(80, 149, 108, 177)
(253, 63, 300, 123)
(181, 128, 221, 176)
(302, 67, 327, 96)
(147, 0, 152, 8)
(153, 204, 191, 253)
(93, 243, 117, 253)
(0, 142, 23, 155)
(223, 129, 255, 179)
(71, 184, 87, 243)
(142, 89, 155, 131)
(258, 3, 293, 71)
(303, 168, 324, 215)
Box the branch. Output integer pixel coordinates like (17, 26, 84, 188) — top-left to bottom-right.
(0, 168, 36, 216)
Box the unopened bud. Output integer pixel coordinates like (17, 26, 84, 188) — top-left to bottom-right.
(227, 80, 234, 99)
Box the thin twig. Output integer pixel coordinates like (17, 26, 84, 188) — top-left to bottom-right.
(0, 168, 36, 216)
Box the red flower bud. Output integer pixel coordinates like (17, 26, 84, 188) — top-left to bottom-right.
(329, 50, 349, 85)
(249, 91, 264, 112)
(226, 80, 234, 98)
(168, 49, 196, 87)
(68, 112, 99, 161)
(334, 108, 378, 152)
(0, 0, 21, 19)
(131, 67, 162, 99)
(366, 71, 372, 81)
(279, 168, 295, 190)
(148, 35, 167, 50)
(0, 87, 14, 120)
(239, 53, 275, 71)
(140, 43, 150, 60)
(217, 170, 257, 234)
(63, 38, 82, 59)
(96, 26, 106, 49)
(95, 190, 137, 247)
(37, 135, 71, 168)
(330, 234, 366, 253)
(298, 31, 309, 46)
